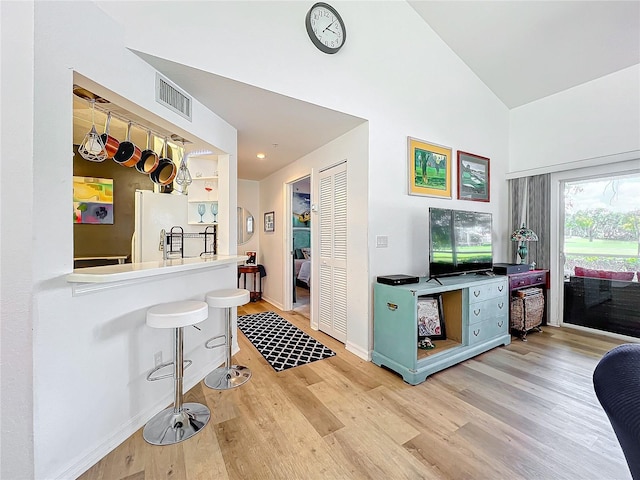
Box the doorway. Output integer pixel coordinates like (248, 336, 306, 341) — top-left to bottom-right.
(291, 176, 311, 318)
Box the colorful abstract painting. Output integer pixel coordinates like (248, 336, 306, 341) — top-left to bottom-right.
(73, 176, 114, 224)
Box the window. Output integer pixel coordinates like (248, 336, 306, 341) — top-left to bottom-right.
(563, 173, 640, 280)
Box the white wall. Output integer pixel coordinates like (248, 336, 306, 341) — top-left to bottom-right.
(2, 2, 240, 478)
(4, 1, 514, 477)
(259, 124, 370, 355)
(95, 0, 510, 352)
(509, 65, 640, 327)
(509, 65, 640, 176)
(1, 2, 36, 479)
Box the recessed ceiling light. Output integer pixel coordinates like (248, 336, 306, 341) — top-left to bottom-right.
(257, 153, 266, 159)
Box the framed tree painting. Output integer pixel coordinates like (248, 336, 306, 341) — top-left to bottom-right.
(408, 137, 452, 198)
(457, 151, 490, 202)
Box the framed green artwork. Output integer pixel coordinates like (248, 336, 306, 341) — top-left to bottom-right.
(408, 137, 452, 198)
(457, 151, 490, 202)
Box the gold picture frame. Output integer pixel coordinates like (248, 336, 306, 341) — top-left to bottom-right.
(408, 137, 452, 198)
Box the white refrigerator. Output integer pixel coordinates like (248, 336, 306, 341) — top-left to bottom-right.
(133, 190, 209, 262)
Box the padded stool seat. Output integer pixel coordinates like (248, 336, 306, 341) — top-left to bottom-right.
(206, 288, 250, 308)
(147, 300, 209, 329)
(143, 300, 210, 446)
(204, 288, 251, 390)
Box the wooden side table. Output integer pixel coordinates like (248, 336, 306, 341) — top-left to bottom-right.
(508, 269, 549, 326)
(238, 265, 262, 302)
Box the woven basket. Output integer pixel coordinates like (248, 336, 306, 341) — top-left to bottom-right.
(510, 288, 544, 332)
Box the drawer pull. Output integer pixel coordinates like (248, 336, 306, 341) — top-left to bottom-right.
(473, 290, 481, 297)
(498, 302, 504, 309)
(498, 320, 504, 328)
(518, 280, 526, 286)
(474, 309, 481, 316)
(387, 302, 398, 311)
(536, 276, 543, 282)
(498, 285, 504, 292)
(473, 329, 480, 336)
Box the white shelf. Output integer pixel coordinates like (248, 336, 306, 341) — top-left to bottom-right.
(187, 157, 220, 219)
(188, 199, 219, 203)
(188, 178, 218, 202)
(188, 200, 219, 224)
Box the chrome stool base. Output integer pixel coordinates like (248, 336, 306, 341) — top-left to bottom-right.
(143, 402, 211, 446)
(204, 365, 252, 390)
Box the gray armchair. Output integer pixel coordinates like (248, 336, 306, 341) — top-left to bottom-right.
(593, 344, 640, 479)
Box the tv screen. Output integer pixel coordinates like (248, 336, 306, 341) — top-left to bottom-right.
(429, 208, 493, 278)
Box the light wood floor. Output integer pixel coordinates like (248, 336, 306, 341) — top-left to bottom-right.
(79, 301, 631, 480)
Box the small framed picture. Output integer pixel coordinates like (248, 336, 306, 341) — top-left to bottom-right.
(417, 294, 446, 340)
(245, 251, 257, 266)
(264, 211, 275, 233)
(457, 151, 490, 202)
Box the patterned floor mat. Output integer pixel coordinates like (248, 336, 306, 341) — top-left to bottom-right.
(237, 311, 336, 372)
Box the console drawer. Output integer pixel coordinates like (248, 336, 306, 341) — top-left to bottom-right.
(468, 297, 508, 325)
(468, 279, 507, 303)
(509, 271, 547, 290)
(469, 316, 508, 345)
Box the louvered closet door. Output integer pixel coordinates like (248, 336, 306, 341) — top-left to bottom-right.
(317, 162, 347, 342)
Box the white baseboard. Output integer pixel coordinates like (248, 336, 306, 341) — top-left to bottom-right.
(53, 353, 227, 480)
(346, 341, 370, 361)
(260, 295, 283, 311)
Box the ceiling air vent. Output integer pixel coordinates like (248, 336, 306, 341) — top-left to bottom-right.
(155, 73, 192, 121)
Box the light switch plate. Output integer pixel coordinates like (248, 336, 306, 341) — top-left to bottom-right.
(376, 235, 388, 248)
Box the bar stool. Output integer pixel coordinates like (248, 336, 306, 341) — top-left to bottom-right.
(204, 288, 252, 390)
(143, 300, 210, 446)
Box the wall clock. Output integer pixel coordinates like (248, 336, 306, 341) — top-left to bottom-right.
(305, 2, 346, 54)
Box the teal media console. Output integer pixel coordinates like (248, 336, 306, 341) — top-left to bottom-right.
(372, 275, 510, 385)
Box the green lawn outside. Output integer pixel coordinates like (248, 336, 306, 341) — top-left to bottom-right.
(564, 236, 639, 272)
(564, 237, 638, 256)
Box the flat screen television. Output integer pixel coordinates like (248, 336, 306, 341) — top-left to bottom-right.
(429, 207, 493, 278)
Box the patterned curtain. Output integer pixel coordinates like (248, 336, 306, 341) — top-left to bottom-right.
(509, 174, 550, 269)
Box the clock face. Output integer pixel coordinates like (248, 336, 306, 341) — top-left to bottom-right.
(305, 2, 346, 54)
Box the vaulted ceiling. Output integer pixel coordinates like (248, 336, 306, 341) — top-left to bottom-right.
(409, 1, 640, 108)
(94, 1, 639, 180)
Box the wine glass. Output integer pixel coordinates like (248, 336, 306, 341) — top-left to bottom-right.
(211, 202, 219, 223)
(204, 181, 214, 200)
(197, 203, 206, 223)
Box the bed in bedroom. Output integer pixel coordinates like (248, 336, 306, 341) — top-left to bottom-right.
(294, 248, 311, 288)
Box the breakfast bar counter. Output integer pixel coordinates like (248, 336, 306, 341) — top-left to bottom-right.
(67, 255, 246, 294)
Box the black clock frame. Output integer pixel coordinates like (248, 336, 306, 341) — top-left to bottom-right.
(305, 2, 346, 54)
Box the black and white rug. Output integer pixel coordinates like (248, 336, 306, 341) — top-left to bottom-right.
(238, 311, 336, 372)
